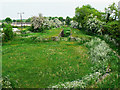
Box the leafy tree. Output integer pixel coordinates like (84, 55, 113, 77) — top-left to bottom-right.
(31, 13, 45, 32)
(25, 18, 31, 22)
(2, 23, 5, 28)
(3, 24, 14, 42)
(5, 17, 12, 23)
(103, 21, 120, 45)
(13, 19, 16, 22)
(85, 14, 105, 35)
(16, 20, 21, 22)
(105, 3, 118, 22)
(74, 4, 102, 29)
(58, 17, 64, 22)
(70, 20, 79, 28)
(65, 16, 72, 25)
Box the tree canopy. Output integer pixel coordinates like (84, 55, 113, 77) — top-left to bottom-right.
(5, 17, 12, 23)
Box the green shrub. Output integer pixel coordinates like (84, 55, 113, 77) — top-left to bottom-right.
(85, 14, 105, 35)
(2, 75, 12, 88)
(3, 24, 14, 42)
(63, 27, 71, 37)
(103, 21, 120, 45)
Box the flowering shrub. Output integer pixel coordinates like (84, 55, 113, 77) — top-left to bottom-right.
(2, 75, 12, 88)
(54, 18, 62, 28)
(85, 14, 105, 34)
(70, 21, 78, 28)
(31, 14, 44, 32)
(31, 14, 63, 32)
(49, 72, 101, 88)
(103, 34, 118, 46)
(84, 37, 114, 73)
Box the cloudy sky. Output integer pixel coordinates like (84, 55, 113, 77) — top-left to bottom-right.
(0, 0, 119, 19)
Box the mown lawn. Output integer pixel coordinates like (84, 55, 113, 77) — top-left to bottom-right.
(20, 27, 63, 38)
(2, 41, 93, 88)
(2, 27, 119, 88)
(2, 27, 94, 88)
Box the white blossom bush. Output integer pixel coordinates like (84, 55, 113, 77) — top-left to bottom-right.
(43, 18, 53, 29)
(31, 13, 44, 31)
(84, 37, 113, 73)
(70, 21, 78, 28)
(103, 34, 118, 46)
(49, 72, 101, 88)
(85, 14, 105, 34)
(54, 18, 62, 28)
(30, 14, 63, 32)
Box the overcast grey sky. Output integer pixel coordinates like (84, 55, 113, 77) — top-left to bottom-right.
(0, 0, 119, 19)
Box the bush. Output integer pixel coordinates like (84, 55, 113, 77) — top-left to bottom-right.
(63, 27, 71, 37)
(3, 24, 14, 42)
(85, 14, 105, 35)
(102, 21, 120, 45)
(70, 20, 79, 28)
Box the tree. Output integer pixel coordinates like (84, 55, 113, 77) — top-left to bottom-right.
(5, 17, 12, 23)
(16, 20, 21, 22)
(58, 17, 64, 22)
(85, 14, 105, 34)
(74, 4, 102, 29)
(3, 24, 14, 42)
(31, 13, 45, 32)
(105, 3, 118, 22)
(25, 18, 31, 22)
(70, 20, 79, 28)
(65, 16, 72, 25)
(2, 23, 5, 28)
(13, 19, 16, 22)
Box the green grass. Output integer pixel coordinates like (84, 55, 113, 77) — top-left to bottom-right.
(2, 27, 119, 88)
(71, 28, 92, 39)
(2, 41, 93, 88)
(20, 27, 62, 38)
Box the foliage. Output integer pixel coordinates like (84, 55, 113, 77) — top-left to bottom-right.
(94, 72, 119, 88)
(74, 4, 103, 29)
(65, 16, 72, 25)
(16, 19, 21, 22)
(85, 14, 105, 34)
(13, 19, 16, 22)
(54, 18, 62, 27)
(2, 76, 12, 88)
(58, 17, 64, 22)
(63, 27, 71, 37)
(31, 13, 44, 32)
(5, 17, 12, 23)
(84, 37, 119, 73)
(105, 3, 118, 22)
(2, 23, 5, 28)
(3, 24, 14, 42)
(25, 17, 31, 22)
(70, 20, 79, 28)
(102, 21, 120, 45)
(49, 72, 101, 88)
(31, 14, 63, 32)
